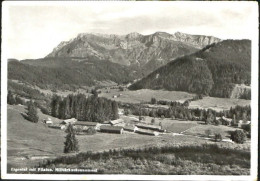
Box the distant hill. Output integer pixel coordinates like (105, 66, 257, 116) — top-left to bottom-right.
(46, 31, 221, 75)
(129, 39, 251, 99)
(8, 57, 139, 89)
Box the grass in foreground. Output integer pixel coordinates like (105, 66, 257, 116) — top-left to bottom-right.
(35, 144, 250, 175)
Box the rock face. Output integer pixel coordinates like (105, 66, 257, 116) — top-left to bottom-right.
(173, 32, 221, 48)
(46, 31, 221, 74)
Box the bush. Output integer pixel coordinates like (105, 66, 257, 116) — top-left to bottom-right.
(230, 130, 246, 144)
(205, 129, 212, 138)
(151, 98, 157, 104)
(241, 124, 251, 138)
(85, 127, 97, 135)
(214, 133, 222, 142)
(213, 119, 221, 126)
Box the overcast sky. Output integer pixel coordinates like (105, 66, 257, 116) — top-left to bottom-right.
(3, 1, 258, 60)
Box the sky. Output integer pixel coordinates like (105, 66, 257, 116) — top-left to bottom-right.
(3, 1, 258, 60)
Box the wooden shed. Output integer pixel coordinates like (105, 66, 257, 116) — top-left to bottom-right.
(99, 125, 124, 134)
(62, 118, 77, 125)
(136, 123, 161, 131)
(110, 119, 124, 126)
(135, 128, 159, 136)
(48, 124, 66, 130)
(124, 125, 138, 132)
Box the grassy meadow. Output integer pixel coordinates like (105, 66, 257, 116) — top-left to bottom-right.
(189, 96, 250, 111)
(38, 144, 250, 175)
(99, 89, 195, 104)
(7, 103, 250, 174)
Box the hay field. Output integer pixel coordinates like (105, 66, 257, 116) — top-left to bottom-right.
(189, 96, 250, 111)
(99, 89, 195, 104)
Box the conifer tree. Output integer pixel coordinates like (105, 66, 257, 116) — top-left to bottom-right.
(64, 124, 79, 153)
(27, 100, 39, 123)
(7, 91, 16, 105)
(111, 101, 119, 120)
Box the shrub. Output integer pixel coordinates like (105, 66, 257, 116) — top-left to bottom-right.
(85, 127, 97, 135)
(205, 129, 212, 138)
(241, 124, 251, 138)
(230, 130, 246, 144)
(214, 133, 222, 142)
(151, 97, 157, 104)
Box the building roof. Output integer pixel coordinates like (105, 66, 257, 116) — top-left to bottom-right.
(100, 125, 123, 131)
(135, 123, 161, 130)
(74, 121, 98, 126)
(110, 119, 124, 125)
(221, 116, 232, 122)
(124, 125, 137, 131)
(135, 128, 159, 136)
(63, 118, 77, 124)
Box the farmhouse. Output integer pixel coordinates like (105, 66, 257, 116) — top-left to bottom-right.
(43, 117, 53, 124)
(220, 116, 232, 126)
(118, 108, 124, 115)
(110, 119, 125, 126)
(237, 120, 244, 128)
(136, 123, 161, 131)
(73, 121, 98, 130)
(129, 117, 139, 122)
(48, 124, 66, 130)
(124, 125, 138, 132)
(99, 125, 124, 134)
(135, 128, 159, 136)
(62, 118, 77, 125)
(74, 121, 98, 127)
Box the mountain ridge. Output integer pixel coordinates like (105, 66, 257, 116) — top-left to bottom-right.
(46, 31, 221, 75)
(129, 39, 251, 99)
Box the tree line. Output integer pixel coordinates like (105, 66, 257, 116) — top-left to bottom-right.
(122, 102, 251, 125)
(50, 94, 119, 122)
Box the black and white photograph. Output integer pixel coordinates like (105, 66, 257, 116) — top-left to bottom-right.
(1, 1, 258, 180)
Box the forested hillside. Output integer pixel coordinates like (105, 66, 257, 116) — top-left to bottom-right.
(129, 40, 251, 99)
(8, 57, 139, 89)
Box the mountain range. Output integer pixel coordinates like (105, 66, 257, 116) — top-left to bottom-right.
(46, 31, 221, 75)
(8, 31, 251, 99)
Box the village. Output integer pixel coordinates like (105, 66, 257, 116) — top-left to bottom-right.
(43, 105, 251, 143)
(44, 108, 166, 137)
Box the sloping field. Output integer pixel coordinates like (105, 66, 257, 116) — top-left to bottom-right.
(189, 96, 250, 111)
(100, 89, 195, 104)
(7, 105, 66, 168)
(184, 124, 243, 139)
(7, 105, 206, 170)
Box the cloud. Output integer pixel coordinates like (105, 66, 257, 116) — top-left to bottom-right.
(4, 2, 257, 59)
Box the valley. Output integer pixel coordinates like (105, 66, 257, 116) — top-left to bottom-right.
(6, 31, 252, 175)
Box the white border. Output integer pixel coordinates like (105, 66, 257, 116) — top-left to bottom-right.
(1, 1, 259, 180)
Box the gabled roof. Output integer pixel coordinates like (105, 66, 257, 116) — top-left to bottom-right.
(124, 125, 137, 131)
(74, 121, 98, 126)
(100, 125, 123, 131)
(110, 119, 124, 125)
(63, 118, 77, 124)
(135, 123, 161, 130)
(135, 128, 159, 136)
